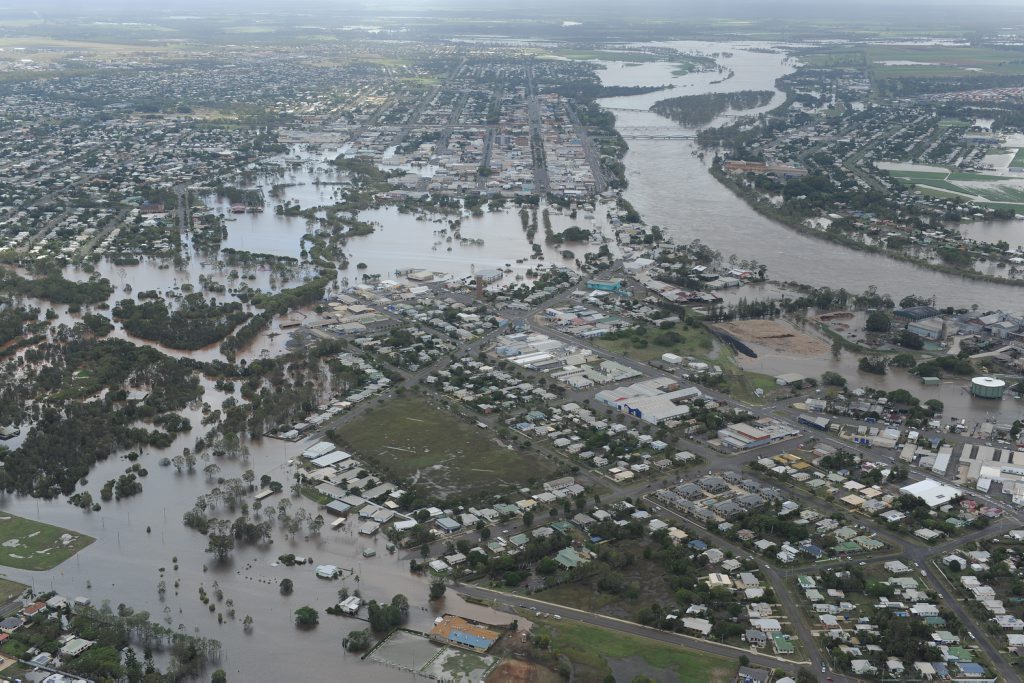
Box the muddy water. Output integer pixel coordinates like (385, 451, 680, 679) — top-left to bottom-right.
(739, 341, 1023, 424)
(346, 205, 611, 283)
(0, 426, 511, 682)
(955, 218, 1024, 251)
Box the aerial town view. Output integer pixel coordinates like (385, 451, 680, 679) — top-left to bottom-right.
(1, 0, 1024, 681)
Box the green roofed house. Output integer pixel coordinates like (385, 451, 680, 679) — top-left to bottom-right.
(554, 547, 591, 569)
(509, 533, 530, 548)
(797, 576, 816, 589)
(834, 541, 861, 554)
(924, 616, 947, 627)
(771, 632, 794, 655)
(494, 503, 519, 516)
(550, 521, 574, 534)
(854, 536, 884, 551)
(948, 646, 973, 662)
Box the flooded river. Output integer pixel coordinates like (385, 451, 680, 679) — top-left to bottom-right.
(595, 41, 1024, 309)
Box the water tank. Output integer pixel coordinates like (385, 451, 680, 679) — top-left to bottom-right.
(970, 376, 1006, 399)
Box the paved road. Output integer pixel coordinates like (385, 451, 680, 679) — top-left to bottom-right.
(453, 583, 816, 677)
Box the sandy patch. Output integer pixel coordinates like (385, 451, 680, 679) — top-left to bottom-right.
(487, 658, 562, 683)
(715, 319, 829, 357)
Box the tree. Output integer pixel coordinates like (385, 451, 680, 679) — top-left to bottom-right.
(897, 330, 924, 350)
(858, 356, 887, 375)
(344, 628, 371, 652)
(391, 594, 409, 618)
(211, 671, 227, 683)
(204, 463, 221, 481)
(821, 371, 846, 388)
(429, 579, 446, 601)
(243, 615, 253, 633)
(309, 514, 324, 535)
(294, 606, 318, 628)
(865, 310, 891, 333)
(537, 557, 559, 576)
(796, 669, 816, 683)
(242, 469, 255, 491)
(279, 578, 294, 595)
(205, 519, 234, 561)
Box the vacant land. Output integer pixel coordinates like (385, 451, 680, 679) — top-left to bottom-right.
(714, 319, 829, 357)
(534, 617, 734, 683)
(336, 397, 556, 499)
(486, 658, 562, 683)
(535, 540, 676, 620)
(0, 513, 94, 570)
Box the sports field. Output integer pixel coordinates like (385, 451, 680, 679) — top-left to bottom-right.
(0, 512, 94, 571)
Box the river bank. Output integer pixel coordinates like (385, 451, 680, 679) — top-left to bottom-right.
(709, 164, 1024, 288)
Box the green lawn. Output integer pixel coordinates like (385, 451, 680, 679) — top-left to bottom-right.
(335, 396, 556, 499)
(594, 322, 714, 363)
(535, 617, 735, 682)
(0, 513, 94, 570)
(1011, 149, 1024, 168)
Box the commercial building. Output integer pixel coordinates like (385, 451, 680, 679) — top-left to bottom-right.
(900, 479, 963, 508)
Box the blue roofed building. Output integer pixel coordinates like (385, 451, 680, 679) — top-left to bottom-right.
(429, 614, 500, 653)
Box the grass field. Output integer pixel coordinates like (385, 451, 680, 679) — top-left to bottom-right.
(1010, 148, 1024, 168)
(594, 322, 780, 404)
(0, 513, 94, 571)
(534, 617, 734, 682)
(887, 167, 1024, 206)
(336, 396, 556, 499)
(0, 578, 26, 605)
(867, 45, 1024, 78)
(594, 321, 714, 363)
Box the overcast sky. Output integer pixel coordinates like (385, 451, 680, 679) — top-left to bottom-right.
(9, 0, 1024, 24)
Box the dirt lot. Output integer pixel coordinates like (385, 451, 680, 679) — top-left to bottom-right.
(485, 658, 562, 683)
(715, 319, 828, 357)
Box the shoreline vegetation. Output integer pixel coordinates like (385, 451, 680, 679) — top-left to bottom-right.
(650, 90, 775, 127)
(709, 163, 1024, 288)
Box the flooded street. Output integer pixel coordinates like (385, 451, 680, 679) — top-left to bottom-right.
(0, 429, 512, 682)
